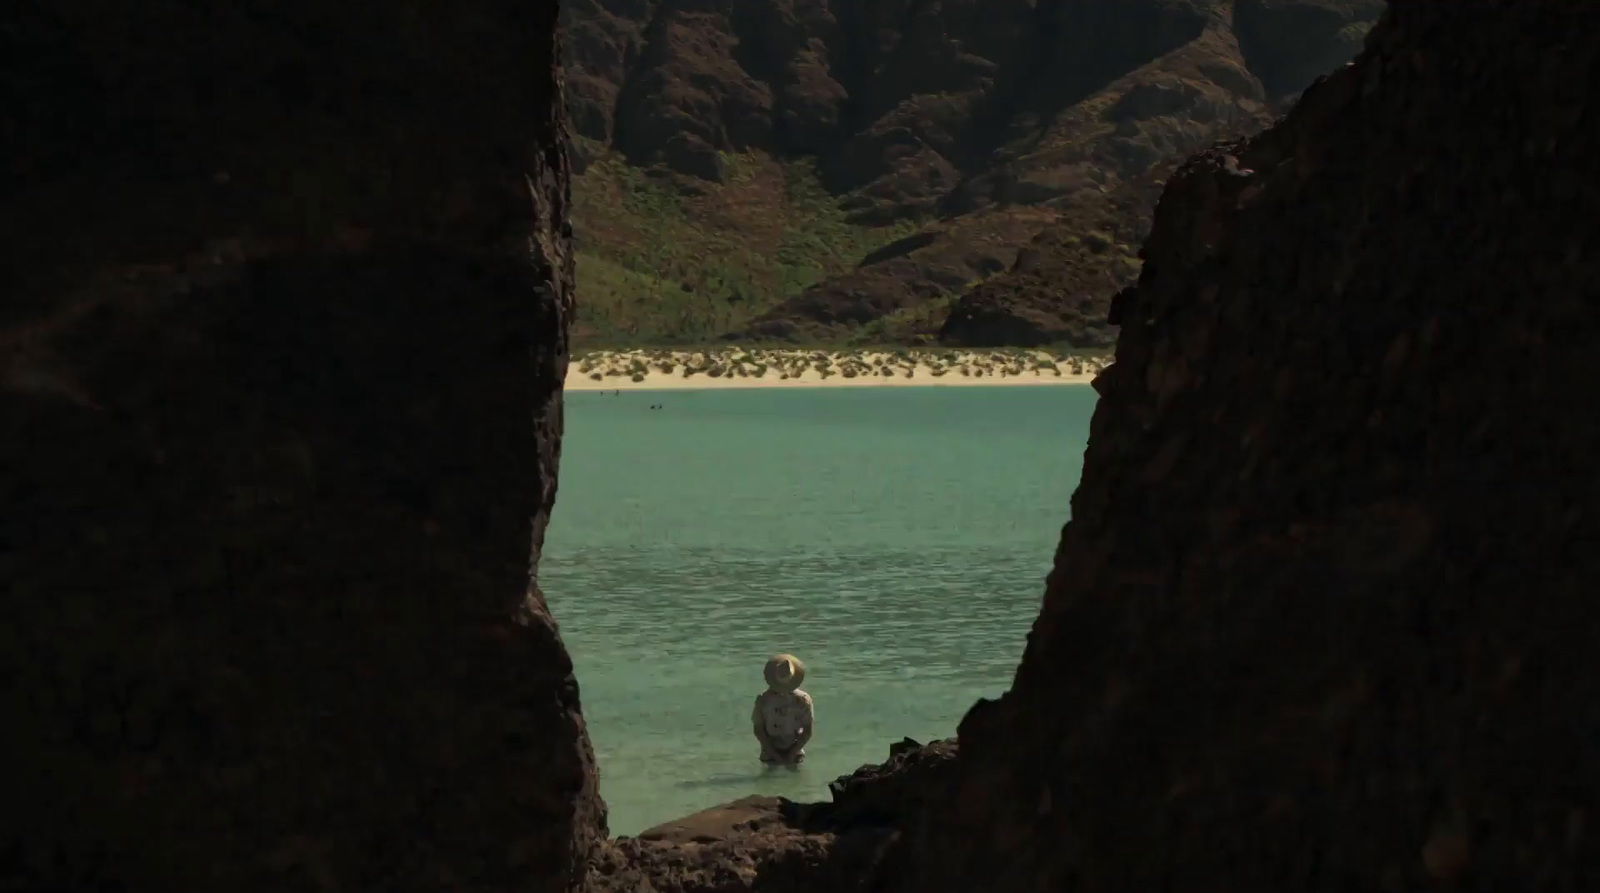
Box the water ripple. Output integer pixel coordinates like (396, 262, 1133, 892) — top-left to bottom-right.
(543, 386, 1095, 833)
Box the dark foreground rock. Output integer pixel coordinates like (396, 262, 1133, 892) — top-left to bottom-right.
(823, 738, 960, 828)
(1, 3, 602, 892)
(893, 2, 1600, 891)
(586, 798, 851, 893)
(585, 740, 958, 892)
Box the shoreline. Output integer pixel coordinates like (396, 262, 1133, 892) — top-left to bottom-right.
(564, 348, 1110, 392)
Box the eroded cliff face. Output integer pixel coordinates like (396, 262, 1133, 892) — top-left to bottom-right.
(894, 1, 1600, 889)
(1, 3, 602, 891)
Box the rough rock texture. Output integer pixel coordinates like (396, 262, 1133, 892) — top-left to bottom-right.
(891, 1, 1600, 890)
(823, 738, 960, 829)
(935, 162, 1177, 349)
(931, 23, 1324, 349)
(738, 0, 1305, 343)
(560, 0, 1382, 345)
(1, 3, 603, 892)
(585, 798, 857, 893)
(585, 741, 958, 893)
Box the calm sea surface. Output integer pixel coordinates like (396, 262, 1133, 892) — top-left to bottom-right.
(541, 385, 1097, 835)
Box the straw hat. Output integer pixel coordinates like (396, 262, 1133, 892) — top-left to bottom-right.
(764, 653, 806, 691)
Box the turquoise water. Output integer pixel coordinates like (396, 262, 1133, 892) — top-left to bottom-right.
(541, 385, 1097, 835)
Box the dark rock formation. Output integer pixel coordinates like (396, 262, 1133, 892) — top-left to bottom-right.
(823, 738, 960, 829)
(892, 1, 1600, 890)
(574, 0, 1286, 194)
(1, 3, 602, 892)
(585, 740, 958, 892)
(586, 798, 855, 893)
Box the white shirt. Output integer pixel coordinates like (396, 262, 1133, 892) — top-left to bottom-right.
(753, 689, 813, 750)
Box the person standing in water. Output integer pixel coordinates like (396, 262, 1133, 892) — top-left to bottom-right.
(753, 653, 813, 767)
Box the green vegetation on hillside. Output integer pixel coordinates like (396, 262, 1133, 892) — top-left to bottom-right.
(570, 143, 918, 346)
(559, 0, 1383, 349)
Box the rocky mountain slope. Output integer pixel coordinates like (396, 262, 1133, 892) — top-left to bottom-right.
(561, 0, 1383, 346)
(2, 2, 600, 890)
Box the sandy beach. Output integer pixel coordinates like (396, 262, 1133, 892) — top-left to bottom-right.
(563, 348, 1110, 391)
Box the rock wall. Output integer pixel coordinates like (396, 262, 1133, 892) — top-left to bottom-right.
(0, 3, 603, 891)
(896, 1, 1600, 890)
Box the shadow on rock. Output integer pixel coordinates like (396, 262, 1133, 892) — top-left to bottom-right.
(585, 739, 959, 893)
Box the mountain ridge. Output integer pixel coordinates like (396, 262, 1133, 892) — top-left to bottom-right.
(561, 0, 1383, 346)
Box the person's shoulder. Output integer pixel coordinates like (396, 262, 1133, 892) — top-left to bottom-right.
(793, 689, 813, 705)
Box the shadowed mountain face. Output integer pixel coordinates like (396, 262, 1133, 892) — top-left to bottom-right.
(558, 0, 1382, 346)
(1, 3, 603, 891)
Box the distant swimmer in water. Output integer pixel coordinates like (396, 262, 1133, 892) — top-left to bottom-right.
(753, 653, 813, 768)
